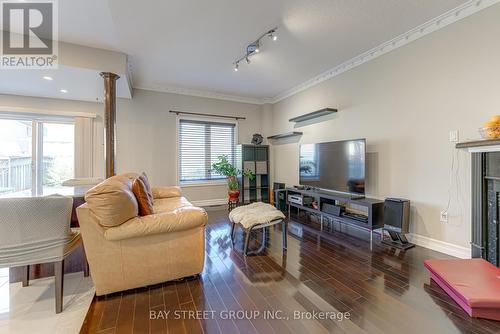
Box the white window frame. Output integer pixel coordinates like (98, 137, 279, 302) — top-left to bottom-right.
(176, 115, 238, 187)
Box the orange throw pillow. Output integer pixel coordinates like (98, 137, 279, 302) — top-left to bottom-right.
(138, 172, 153, 196)
(132, 173, 155, 216)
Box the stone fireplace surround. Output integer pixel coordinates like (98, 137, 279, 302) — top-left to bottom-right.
(457, 138, 500, 266)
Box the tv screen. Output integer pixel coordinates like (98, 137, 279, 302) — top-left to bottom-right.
(299, 139, 366, 194)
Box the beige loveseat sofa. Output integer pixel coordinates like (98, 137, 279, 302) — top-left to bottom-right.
(76, 173, 207, 296)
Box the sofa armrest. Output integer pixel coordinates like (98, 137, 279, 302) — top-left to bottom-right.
(152, 186, 182, 199)
(103, 206, 207, 241)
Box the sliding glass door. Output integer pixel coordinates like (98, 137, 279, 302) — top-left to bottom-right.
(0, 119, 33, 196)
(39, 122, 75, 190)
(0, 116, 74, 196)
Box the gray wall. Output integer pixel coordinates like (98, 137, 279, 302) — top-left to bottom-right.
(116, 89, 264, 202)
(0, 89, 266, 203)
(269, 4, 500, 250)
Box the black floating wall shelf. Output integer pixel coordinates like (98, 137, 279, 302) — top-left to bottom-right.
(267, 132, 303, 140)
(289, 108, 337, 123)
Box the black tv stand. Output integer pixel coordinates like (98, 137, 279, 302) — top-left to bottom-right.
(277, 187, 384, 250)
(306, 188, 365, 200)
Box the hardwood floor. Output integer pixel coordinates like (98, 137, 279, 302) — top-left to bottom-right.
(80, 209, 500, 334)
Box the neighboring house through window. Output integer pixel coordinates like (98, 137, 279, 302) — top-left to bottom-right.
(0, 116, 75, 196)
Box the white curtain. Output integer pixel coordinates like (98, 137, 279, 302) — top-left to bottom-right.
(74, 116, 94, 178)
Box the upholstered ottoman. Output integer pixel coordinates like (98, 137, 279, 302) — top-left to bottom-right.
(424, 258, 500, 321)
(229, 202, 286, 256)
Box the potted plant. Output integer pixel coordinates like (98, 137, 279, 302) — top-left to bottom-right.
(211, 155, 255, 202)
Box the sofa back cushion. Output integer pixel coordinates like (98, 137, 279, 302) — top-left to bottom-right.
(132, 173, 155, 216)
(85, 174, 139, 227)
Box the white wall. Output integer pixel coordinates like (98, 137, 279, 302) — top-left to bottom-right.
(269, 3, 500, 250)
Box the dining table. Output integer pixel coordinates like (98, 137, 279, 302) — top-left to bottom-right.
(0, 185, 93, 227)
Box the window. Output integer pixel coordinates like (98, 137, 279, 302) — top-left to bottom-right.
(178, 118, 236, 183)
(40, 122, 75, 188)
(0, 115, 74, 196)
(300, 143, 320, 180)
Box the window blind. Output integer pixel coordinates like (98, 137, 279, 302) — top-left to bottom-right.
(179, 119, 236, 182)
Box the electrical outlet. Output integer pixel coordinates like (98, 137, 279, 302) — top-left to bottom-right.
(449, 130, 459, 143)
(440, 210, 449, 223)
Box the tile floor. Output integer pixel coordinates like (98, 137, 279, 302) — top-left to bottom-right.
(0, 268, 94, 334)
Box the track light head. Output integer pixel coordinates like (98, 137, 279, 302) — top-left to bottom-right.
(247, 42, 260, 54)
(233, 27, 278, 71)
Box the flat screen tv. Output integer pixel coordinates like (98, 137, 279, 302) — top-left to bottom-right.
(299, 139, 366, 195)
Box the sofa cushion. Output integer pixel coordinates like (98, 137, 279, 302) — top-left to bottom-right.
(132, 175, 155, 216)
(113, 172, 140, 185)
(103, 206, 208, 241)
(85, 175, 139, 227)
(153, 196, 192, 213)
(152, 186, 182, 199)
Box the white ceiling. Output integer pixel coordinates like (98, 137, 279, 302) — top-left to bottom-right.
(0, 65, 131, 102)
(2, 0, 477, 103)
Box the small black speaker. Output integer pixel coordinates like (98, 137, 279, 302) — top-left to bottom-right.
(383, 198, 410, 233)
(273, 183, 286, 211)
(382, 198, 414, 250)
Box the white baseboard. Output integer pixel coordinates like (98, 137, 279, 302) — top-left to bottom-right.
(407, 233, 471, 259)
(191, 198, 228, 207)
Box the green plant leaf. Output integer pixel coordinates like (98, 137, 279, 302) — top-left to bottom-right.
(210, 155, 255, 187)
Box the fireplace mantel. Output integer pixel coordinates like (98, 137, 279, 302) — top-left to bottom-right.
(456, 139, 500, 153)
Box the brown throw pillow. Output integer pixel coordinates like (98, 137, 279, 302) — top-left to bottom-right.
(132, 174, 155, 216)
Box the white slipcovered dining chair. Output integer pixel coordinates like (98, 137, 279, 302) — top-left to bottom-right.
(0, 195, 85, 313)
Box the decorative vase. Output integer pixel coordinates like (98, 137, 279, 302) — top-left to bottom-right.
(228, 189, 240, 202)
(227, 176, 239, 202)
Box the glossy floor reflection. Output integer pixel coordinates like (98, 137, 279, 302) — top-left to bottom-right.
(81, 209, 500, 334)
(0, 270, 94, 334)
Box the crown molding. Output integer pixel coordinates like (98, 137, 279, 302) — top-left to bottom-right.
(133, 83, 266, 105)
(270, 0, 500, 104)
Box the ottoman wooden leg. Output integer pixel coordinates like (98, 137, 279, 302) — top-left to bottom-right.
(245, 226, 269, 256)
(282, 220, 287, 251)
(243, 229, 251, 256)
(230, 222, 236, 246)
(255, 227, 268, 254)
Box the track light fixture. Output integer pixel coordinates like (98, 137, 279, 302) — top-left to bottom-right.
(233, 27, 277, 72)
